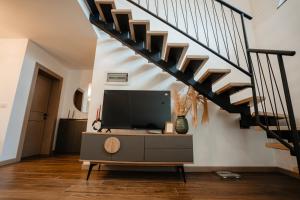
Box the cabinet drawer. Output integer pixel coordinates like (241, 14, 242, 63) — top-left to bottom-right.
(145, 149, 193, 162)
(145, 135, 193, 149)
(80, 134, 111, 161)
(111, 136, 144, 162)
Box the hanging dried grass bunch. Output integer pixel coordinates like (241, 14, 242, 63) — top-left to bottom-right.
(172, 86, 209, 127)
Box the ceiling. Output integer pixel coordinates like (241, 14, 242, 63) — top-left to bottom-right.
(0, 0, 97, 69)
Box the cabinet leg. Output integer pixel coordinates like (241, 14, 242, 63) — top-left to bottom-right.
(86, 163, 97, 181)
(178, 165, 186, 183)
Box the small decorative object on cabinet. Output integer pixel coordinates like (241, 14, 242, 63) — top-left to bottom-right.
(175, 116, 189, 134)
(92, 106, 102, 132)
(164, 122, 174, 134)
(172, 86, 209, 133)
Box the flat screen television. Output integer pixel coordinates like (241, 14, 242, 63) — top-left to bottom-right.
(101, 90, 171, 130)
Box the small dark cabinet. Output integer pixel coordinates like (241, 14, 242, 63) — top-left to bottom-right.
(55, 119, 87, 154)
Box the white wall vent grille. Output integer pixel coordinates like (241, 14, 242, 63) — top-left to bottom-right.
(105, 72, 129, 85)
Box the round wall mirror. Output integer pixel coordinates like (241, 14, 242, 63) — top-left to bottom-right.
(73, 88, 89, 113)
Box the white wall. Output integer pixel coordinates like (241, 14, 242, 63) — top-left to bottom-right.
(0, 39, 92, 162)
(0, 39, 28, 157)
(0, 40, 68, 161)
(249, 0, 300, 171)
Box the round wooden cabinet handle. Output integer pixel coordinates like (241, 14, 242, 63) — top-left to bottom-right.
(104, 137, 120, 154)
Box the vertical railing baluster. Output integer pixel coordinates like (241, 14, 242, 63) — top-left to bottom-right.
(193, 0, 200, 40)
(170, 0, 179, 28)
(231, 11, 240, 66)
(195, 0, 209, 46)
(277, 55, 300, 173)
(210, 0, 220, 53)
(267, 56, 290, 129)
(257, 54, 281, 129)
(179, 0, 189, 33)
(204, 0, 220, 52)
(256, 53, 270, 127)
(187, 0, 199, 39)
(221, 5, 230, 60)
(154, 0, 159, 15)
(212, 1, 229, 58)
(232, 13, 248, 67)
(266, 54, 280, 130)
(162, 0, 169, 21)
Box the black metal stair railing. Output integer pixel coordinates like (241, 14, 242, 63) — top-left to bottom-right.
(126, 0, 252, 77)
(248, 49, 300, 172)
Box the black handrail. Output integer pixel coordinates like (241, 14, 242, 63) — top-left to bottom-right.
(125, 0, 252, 77)
(214, 0, 252, 19)
(248, 49, 296, 56)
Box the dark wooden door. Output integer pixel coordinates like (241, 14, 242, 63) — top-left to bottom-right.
(22, 73, 53, 158)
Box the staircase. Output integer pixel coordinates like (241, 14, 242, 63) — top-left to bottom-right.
(84, 0, 300, 173)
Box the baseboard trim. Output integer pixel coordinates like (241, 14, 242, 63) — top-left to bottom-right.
(81, 163, 299, 179)
(82, 163, 278, 173)
(184, 166, 278, 173)
(0, 158, 17, 167)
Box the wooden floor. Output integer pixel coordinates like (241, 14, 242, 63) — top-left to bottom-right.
(0, 155, 299, 200)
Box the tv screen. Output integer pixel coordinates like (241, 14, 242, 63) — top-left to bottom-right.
(101, 90, 171, 130)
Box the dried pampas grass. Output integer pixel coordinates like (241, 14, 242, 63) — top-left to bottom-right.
(172, 86, 209, 127)
(172, 87, 192, 116)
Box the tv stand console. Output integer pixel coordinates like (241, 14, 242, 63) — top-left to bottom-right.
(80, 132, 193, 182)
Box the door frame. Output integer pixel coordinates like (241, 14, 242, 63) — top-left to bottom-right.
(16, 63, 63, 161)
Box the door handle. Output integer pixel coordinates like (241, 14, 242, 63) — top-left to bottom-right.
(43, 113, 48, 120)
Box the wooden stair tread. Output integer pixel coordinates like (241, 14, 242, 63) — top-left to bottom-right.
(95, 0, 115, 5)
(180, 55, 209, 74)
(164, 43, 189, 65)
(252, 112, 286, 119)
(265, 142, 291, 151)
(111, 9, 132, 13)
(215, 82, 252, 95)
(95, 0, 116, 23)
(111, 9, 132, 32)
(198, 69, 231, 84)
(232, 96, 264, 106)
(129, 20, 150, 24)
(166, 43, 189, 47)
(146, 31, 168, 56)
(129, 20, 150, 43)
(147, 31, 168, 35)
(95, 0, 115, 2)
